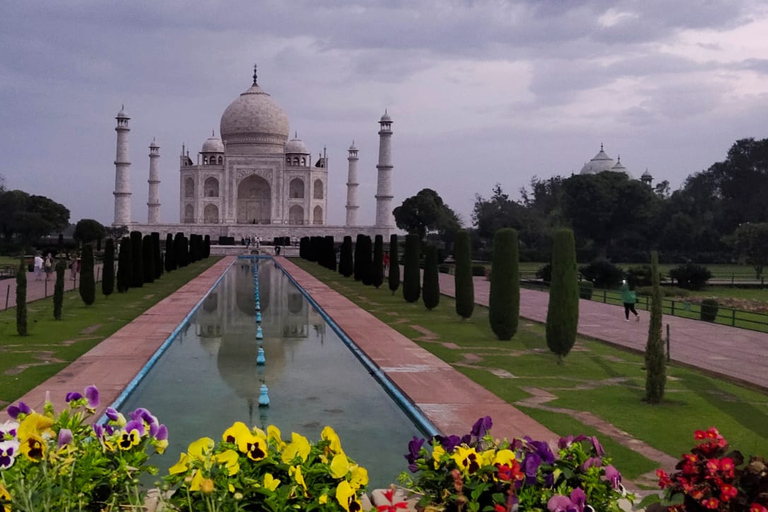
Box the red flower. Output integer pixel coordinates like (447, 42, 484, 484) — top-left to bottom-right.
(750, 504, 768, 512)
(706, 428, 720, 439)
(694, 430, 706, 440)
(376, 488, 408, 512)
(719, 484, 738, 502)
(720, 458, 735, 478)
(702, 498, 719, 510)
(706, 459, 720, 474)
(657, 469, 672, 489)
(494, 505, 506, 512)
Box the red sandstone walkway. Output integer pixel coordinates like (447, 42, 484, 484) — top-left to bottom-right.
(278, 257, 557, 443)
(437, 273, 768, 391)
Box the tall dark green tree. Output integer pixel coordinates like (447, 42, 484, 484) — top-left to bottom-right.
(489, 228, 519, 340)
(454, 230, 474, 319)
(353, 234, 365, 281)
(422, 244, 440, 310)
(117, 236, 131, 293)
(16, 257, 27, 335)
(645, 250, 666, 404)
(142, 235, 155, 284)
(165, 233, 175, 272)
(339, 236, 353, 277)
(545, 229, 579, 364)
(361, 236, 374, 286)
(402, 234, 421, 303)
(203, 235, 211, 258)
(79, 244, 95, 306)
(372, 235, 384, 288)
(130, 231, 144, 287)
(174, 233, 186, 268)
(388, 234, 400, 296)
(151, 232, 162, 279)
(102, 238, 115, 297)
(53, 258, 65, 320)
(325, 236, 336, 271)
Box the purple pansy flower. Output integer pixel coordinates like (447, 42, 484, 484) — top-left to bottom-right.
(130, 408, 157, 425)
(570, 488, 586, 511)
(589, 436, 605, 457)
(92, 424, 104, 439)
(405, 436, 425, 471)
(522, 452, 542, 484)
(7, 402, 31, 419)
(525, 437, 555, 464)
(544, 472, 555, 487)
(124, 419, 145, 436)
(548, 495, 576, 512)
(0, 440, 20, 469)
(65, 392, 83, 403)
(0, 421, 19, 440)
(155, 424, 168, 441)
(434, 434, 462, 452)
(105, 407, 119, 422)
(85, 385, 100, 409)
(58, 428, 74, 448)
(582, 457, 602, 470)
(470, 416, 493, 438)
(604, 465, 622, 489)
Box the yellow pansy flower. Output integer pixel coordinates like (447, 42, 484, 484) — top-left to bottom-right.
(330, 453, 350, 478)
(336, 480, 362, 512)
(154, 438, 169, 454)
(493, 449, 515, 467)
(349, 465, 369, 489)
(452, 446, 482, 474)
(238, 433, 267, 461)
(222, 422, 251, 445)
(215, 449, 240, 476)
(267, 425, 286, 449)
(263, 473, 280, 491)
(322, 426, 343, 453)
(17, 413, 54, 440)
(290, 465, 307, 493)
(117, 430, 141, 451)
(190, 470, 204, 491)
(432, 444, 445, 469)
(19, 434, 46, 462)
(319, 494, 328, 505)
(188, 437, 215, 461)
(281, 433, 310, 463)
(169, 453, 190, 475)
(1, 482, 11, 512)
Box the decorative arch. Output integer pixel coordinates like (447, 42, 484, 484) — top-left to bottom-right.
(204, 177, 219, 197)
(237, 174, 271, 224)
(313, 205, 323, 225)
(184, 203, 195, 223)
(185, 177, 195, 198)
(289, 204, 304, 225)
(203, 156, 208, 165)
(313, 179, 324, 199)
(204, 203, 219, 224)
(289, 178, 304, 199)
(217, 156, 223, 165)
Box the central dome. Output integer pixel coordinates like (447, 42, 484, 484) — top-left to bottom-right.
(219, 81, 290, 147)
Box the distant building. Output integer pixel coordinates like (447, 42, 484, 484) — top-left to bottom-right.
(579, 143, 653, 186)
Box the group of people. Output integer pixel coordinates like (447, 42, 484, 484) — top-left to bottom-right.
(31, 252, 80, 282)
(241, 236, 262, 249)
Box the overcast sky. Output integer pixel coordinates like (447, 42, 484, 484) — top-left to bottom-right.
(2, 0, 768, 228)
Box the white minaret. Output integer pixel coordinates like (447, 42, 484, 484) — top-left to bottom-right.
(147, 139, 161, 224)
(113, 105, 132, 226)
(375, 110, 394, 228)
(345, 141, 360, 226)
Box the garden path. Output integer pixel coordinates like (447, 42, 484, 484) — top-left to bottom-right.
(0, 263, 105, 311)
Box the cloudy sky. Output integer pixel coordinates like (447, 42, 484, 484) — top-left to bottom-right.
(2, 0, 768, 228)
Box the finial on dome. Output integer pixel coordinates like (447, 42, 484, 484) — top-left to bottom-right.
(617, 154, 621, 162)
(295, 131, 298, 138)
(212, 129, 215, 137)
(253, 64, 258, 85)
(600, 142, 604, 151)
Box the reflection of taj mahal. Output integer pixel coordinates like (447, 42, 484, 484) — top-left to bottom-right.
(113, 65, 395, 240)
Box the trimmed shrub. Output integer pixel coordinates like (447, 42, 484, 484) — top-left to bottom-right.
(204, 235, 211, 258)
(422, 244, 440, 310)
(402, 234, 421, 303)
(388, 234, 400, 296)
(300, 237, 309, 260)
(79, 244, 96, 306)
(454, 230, 474, 319)
(361, 236, 374, 286)
(372, 235, 384, 288)
(354, 235, 365, 281)
(546, 229, 579, 363)
(53, 258, 65, 320)
(700, 298, 719, 322)
(102, 238, 115, 297)
(130, 231, 144, 287)
(645, 250, 666, 404)
(471, 265, 486, 277)
(16, 258, 27, 335)
(142, 235, 155, 284)
(339, 236, 353, 277)
(165, 233, 175, 272)
(578, 281, 594, 300)
(536, 264, 552, 283)
(489, 229, 519, 340)
(152, 233, 162, 278)
(579, 259, 623, 289)
(117, 236, 131, 293)
(669, 263, 712, 290)
(174, 233, 186, 268)
(325, 236, 337, 271)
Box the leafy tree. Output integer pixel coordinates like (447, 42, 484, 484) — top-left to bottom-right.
(116, 236, 131, 293)
(489, 228, 519, 340)
(402, 234, 421, 303)
(130, 231, 144, 287)
(0, 190, 70, 249)
(546, 229, 579, 364)
(79, 244, 95, 306)
(454, 230, 474, 319)
(102, 238, 115, 297)
(16, 257, 27, 335)
(142, 235, 155, 284)
(473, 185, 529, 241)
(732, 222, 768, 278)
(422, 244, 440, 310)
(388, 234, 400, 295)
(53, 258, 65, 319)
(394, 188, 460, 241)
(645, 251, 666, 404)
(73, 218, 106, 245)
(372, 235, 384, 288)
(165, 233, 175, 272)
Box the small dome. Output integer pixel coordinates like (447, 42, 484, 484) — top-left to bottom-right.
(220, 79, 290, 146)
(610, 156, 632, 178)
(580, 144, 615, 174)
(116, 105, 129, 119)
(285, 134, 309, 155)
(202, 133, 224, 153)
(348, 141, 357, 151)
(380, 110, 392, 122)
(149, 139, 159, 149)
(641, 169, 652, 178)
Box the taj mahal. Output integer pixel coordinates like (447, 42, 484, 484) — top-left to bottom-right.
(112, 65, 395, 240)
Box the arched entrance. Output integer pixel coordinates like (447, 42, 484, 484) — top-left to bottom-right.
(313, 205, 323, 225)
(204, 204, 219, 223)
(184, 204, 195, 223)
(237, 175, 271, 224)
(289, 204, 304, 225)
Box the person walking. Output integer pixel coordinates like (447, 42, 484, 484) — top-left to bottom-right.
(43, 253, 53, 281)
(620, 279, 639, 322)
(383, 251, 390, 272)
(33, 253, 44, 281)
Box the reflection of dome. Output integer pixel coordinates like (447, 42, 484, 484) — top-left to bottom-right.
(580, 144, 615, 174)
(202, 134, 224, 153)
(285, 134, 309, 155)
(236, 264, 269, 315)
(220, 72, 290, 146)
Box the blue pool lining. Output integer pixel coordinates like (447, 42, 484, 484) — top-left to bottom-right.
(269, 256, 441, 438)
(98, 257, 237, 424)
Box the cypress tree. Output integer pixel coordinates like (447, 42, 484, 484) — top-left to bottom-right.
(372, 235, 384, 288)
(165, 233, 175, 272)
(545, 229, 579, 364)
(204, 235, 211, 258)
(130, 231, 144, 287)
(339, 236, 353, 277)
(489, 228, 519, 340)
(16, 257, 27, 335)
(300, 237, 309, 259)
(388, 234, 400, 296)
(454, 229, 474, 319)
(102, 238, 115, 297)
(402, 234, 421, 303)
(152, 232, 162, 279)
(353, 234, 365, 281)
(181, 236, 189, 267)
(142, 235, 155, 284)
(361, 236, 374, 286)
(325, 236, 337, 271)
(53, 257, 65, 320)
(117, 236, 131, 293)
(645, 251, 666, 404)
(422, 244, 440, 310)
(174, 233, 185, 268)
(79, 244, 96, 306)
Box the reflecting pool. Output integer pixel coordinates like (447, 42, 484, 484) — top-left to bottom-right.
(120, 258, 424, 489)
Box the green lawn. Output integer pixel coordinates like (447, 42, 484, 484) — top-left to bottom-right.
(0, 257, 220, 406)
(294, 259, 768, 482)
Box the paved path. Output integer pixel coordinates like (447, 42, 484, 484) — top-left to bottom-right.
(437, 273, 768, 391)
(0, 264, 106, 311)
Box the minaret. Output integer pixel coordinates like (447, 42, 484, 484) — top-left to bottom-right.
(113, 105, 132, 226)
(375, 110, 394, 228)
(345, 141, 359, 226)
(147, 139, 161, 224)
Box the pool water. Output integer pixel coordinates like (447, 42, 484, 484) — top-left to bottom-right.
(120, 258, 424, 489)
